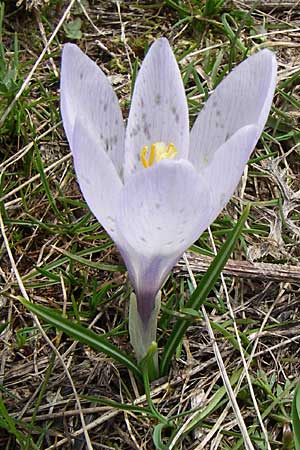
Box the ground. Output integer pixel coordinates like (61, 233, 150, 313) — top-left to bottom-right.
(0, 0, 300, 449)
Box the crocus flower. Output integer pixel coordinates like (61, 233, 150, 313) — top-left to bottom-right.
(60, 38, 276, 360)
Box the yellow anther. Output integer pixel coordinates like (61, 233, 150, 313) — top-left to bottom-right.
(140, 142, 177, 168)
(141, 146, 149, 168)
(149, 144, 156, 166)
(166, 143, 176, 160)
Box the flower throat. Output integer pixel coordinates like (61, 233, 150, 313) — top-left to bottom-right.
(140, 142, 177, 168)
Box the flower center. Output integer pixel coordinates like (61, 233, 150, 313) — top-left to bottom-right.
(140, 142, 177, 168)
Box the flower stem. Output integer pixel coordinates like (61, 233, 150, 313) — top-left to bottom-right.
(140, 342, 168, 425)
(129, 291, 161, 376)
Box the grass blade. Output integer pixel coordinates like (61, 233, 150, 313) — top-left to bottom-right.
(19, 297, 142, 380)
(160, 204, 250, 375)
(292, 383, 300, 450)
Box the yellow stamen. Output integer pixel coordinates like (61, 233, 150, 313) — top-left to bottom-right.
(141, 146, 149, 168)
(149, 144, 156, 166)
(140, 142, 177, 168)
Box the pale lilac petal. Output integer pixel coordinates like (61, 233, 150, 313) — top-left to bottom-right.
(124, 38, 189, 179)
(116, 159, 213, 322)
(189, 49, 277, 172)
(201, 124, 259, 223)
(72, 118, 123, 242)
(118, 160, 212, 257)
(60, 43, 125, 177)
(122, 251, 184, 324)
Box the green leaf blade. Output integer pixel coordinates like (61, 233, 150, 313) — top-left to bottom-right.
(292, 383, 300, 450)
(160, 204, 250, 375)
(19, 298, 142, 380)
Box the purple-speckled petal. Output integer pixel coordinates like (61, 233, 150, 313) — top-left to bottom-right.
(124, 38, 189, 179)
(60, 43, 125, 178)
(189, 49, 277, 172)
(116, 159, 213, 323)
(118, 160, 211, 257)
(72, 117, 123, 242)
(201, 124, 259, 224)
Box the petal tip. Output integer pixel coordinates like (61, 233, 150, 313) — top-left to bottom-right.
(149, 36, 172, 55)
(156, 36, 170, 45)
(62, 42, 80, 58)
(253, 48, 278, 72)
